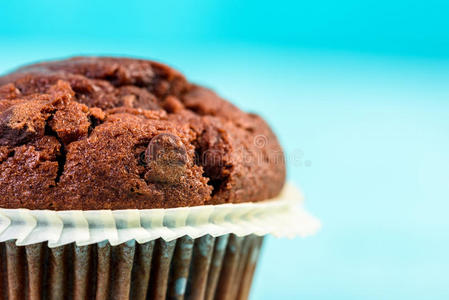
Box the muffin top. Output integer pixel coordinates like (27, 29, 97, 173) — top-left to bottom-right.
(0, 57, 285, 210)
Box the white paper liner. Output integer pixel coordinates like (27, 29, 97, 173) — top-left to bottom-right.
(0, 183, 320, 248)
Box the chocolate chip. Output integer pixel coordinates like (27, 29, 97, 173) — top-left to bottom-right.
(144, 133, 188, 183)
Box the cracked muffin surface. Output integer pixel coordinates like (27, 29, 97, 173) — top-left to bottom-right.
(0, 57, 286, 209)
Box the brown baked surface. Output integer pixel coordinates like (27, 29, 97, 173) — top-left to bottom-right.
(0, 57, 285, 209)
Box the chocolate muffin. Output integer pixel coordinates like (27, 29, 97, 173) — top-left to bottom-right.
(0, 57, 285, 210)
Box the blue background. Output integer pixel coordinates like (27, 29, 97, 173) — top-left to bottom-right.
(1, 1, 449, 299)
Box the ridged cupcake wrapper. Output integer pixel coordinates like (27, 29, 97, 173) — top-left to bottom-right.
(0, 183, 320, 299)
(0, 234, 263, 300)
(0, 183, 320, 247)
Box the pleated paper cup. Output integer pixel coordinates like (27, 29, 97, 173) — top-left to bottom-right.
(0, 183, 320, 300)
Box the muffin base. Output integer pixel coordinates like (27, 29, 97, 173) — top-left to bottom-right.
(0, 234, 263, 300)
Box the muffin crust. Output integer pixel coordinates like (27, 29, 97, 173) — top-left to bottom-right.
(0, 57, 285, 209)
